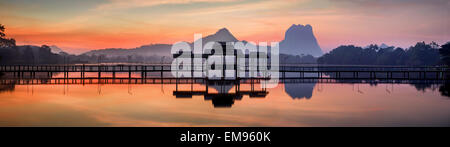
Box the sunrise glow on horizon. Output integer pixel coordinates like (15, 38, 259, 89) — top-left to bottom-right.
(1, 0, 449, 54)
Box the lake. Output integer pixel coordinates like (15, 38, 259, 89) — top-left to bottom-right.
(0, 80, 449, 126)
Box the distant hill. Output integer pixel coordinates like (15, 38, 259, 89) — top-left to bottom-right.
(49, 45, 67, 54)
(364, 43, 393, 49)
(83, 28, 239, 58)
(0, 45, 63, 64)
(83, 44, 172, 57)
(196, 28, 238, 44)
(280, 24, 323, 57)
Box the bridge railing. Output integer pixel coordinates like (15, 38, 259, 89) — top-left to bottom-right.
(0, 64, 449, 72)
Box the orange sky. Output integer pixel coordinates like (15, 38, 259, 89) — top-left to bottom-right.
(1, 0, 449, 54)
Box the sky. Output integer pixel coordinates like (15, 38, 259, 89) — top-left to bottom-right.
(0, 0, 449, 54)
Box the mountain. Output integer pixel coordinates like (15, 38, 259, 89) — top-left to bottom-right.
(83, 28, 239, 58)
(83, 44, 172, 57)
(379, 43, 391, 49)
(364, 43, 394, 49)
(279, 24, 323, 57)
(197, 28, 238, 44)
(49, 45, 66, 54)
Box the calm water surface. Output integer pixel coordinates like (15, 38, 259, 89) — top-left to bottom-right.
(0, 82, 449, 126)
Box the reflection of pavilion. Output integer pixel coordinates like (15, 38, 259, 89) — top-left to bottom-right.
(172, 41, 268, 107)
(173, 80, 268, 108)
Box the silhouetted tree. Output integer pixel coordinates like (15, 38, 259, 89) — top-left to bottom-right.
(0, 24, 16, 48)
(439, 42, 450, 66)
(38, 45, 60, 64)
(439, 42, 450, 98)
(405, 42, 440, 66)
(0, 24, 16, 67)
(318, 42, 441, 66)
(317, 45, 370, 65)
(23, 46, 35, 64)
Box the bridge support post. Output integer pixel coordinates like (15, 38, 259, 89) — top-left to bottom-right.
(161, 66, 163, 79)
(143, 66, 146, 79)
(128, 65, 131, 79)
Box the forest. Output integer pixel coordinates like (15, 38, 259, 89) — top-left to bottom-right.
(317, 42, 450, 66)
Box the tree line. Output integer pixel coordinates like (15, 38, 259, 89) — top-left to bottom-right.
(318, 42, 450, 66)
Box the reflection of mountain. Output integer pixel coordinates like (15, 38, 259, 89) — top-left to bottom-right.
(284, 83, 316, 99)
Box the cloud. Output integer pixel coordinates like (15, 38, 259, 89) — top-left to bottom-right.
(329, 0, 450, 12)
(96, 0, 239, 10)
(176, 0, 295, 16)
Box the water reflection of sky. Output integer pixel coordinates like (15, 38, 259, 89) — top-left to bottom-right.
(0, 83, 449, 126)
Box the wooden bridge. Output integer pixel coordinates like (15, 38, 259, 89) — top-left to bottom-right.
(0, 64, 448, 81)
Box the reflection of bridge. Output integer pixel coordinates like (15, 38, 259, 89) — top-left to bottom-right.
(1, 64, 447, 107)
(0, 64, 448, 80)
(0, 78, 444, 85)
